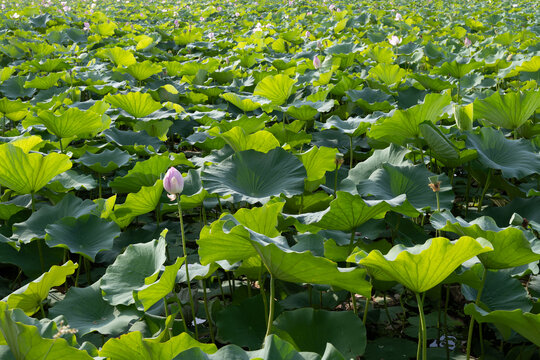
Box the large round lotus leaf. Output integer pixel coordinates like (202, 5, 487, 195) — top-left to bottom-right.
(0, 302, 93, 360)
(273, 308, 366, 358)
(201, 148, 306, 204)
(359, 236, 493, 293)
(45, 214, 121, 261)
(356, 164, 454, 215)
(464, 305, 540, 346)
(99, 331, 216, 360)
(430, 211, 540, 269)
(465, 127, 540, 179)
(473, 90, 540, 130)
(253, 74, 296, 106)
(104, 91, 162, 118)
(6, 261, 78, 316)
(77, 148, 132, 173)
(214, 295, 283, 350)
(100, 237, 167, 306)
(12, 194, 97, 244)
(49, 282, 140, 336)
(0, 143, 72, 195)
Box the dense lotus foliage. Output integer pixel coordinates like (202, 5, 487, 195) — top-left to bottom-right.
(0, 0, 539, 358)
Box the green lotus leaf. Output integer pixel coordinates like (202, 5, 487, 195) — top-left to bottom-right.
(105, 92, 162, 118)
(92, 21, 118, 37)
(253, 74, 296, 106)
(284, 100, 335, 121)
(368, 92, 452, 145)
(12, 194, 97, 244)
(356, 164, 454, 215)
(23, 73, 64, 90)
(49, 282, 140, 337)
(359, 237, 493, 293)
(368, 63, 407, 87)
(473, 90, 540, 130)
(220, 93, 270, 112)
(454, 103, 474, 131)
(111, 180, 164, 228)
(202, 148, 306, 204)
(419, 121, 459, 160)
(0, 98, 29, 121)
(430, 211, 540, 269)
(33, 108, 105, 140)
(99, 331, 216, 360)
(103, 128, 163, 152)
(0, 76, 35, 99)
(234, 201, 284, 238)
(465, 127, 540, 179)
(0, 194, 30, 221)
(409, 73, 455, 92)
(215, 295, 281, 350)
(220, 127, 280, 153)
(6, 261, 78, 316)
(0, 302, 93, 360)
(346, 88, 394, 112)
(44, 214, 121, 261)
(97, 47, 137, 67)
(27, 58, 70, 72)
(134, 256, 184, 311)
(77, 148, 132, 173)
(176, 169, 209, 210)
(293, 192, 391, 232)
(100, 236, 167, 306)
(298, 146, 339, 182)
(464, 305, 540, 346)
(47, 170, 96, 192)
(110, 153, 191, 193)
(320, 114, 381, 137)
(432, 59, 484, 78)
(117, 60, 163, 81)
(0, 143, 72, 194)
(273, 308, 366, 358)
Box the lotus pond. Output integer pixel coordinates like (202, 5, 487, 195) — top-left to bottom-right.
(0, 0, 539, 358)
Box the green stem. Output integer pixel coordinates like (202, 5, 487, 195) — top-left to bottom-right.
(465, 163, 472, 216)
(178, 201, 198, 340)
(264, 274, 275, 340)
(466, 266, 488, 360)
(84, 258, 91, 285)
(436, 191, 440, 213)
(168, 297, 189, 333)
(74, 255, 82, 287)
(259, 269, 268, 322)
(478, 168, 492, 211)
(217, 273, 226, 302)
(2, 114, 5, 136)
(164, 298, 173, 339)
(98, 175, 102, 199)
(333, 163, 338, 198)
(202, 279, 215, 344)
(59, 139, 64, 154)
(347, 229, 358, 314)
(383, 292, 392, 326)
(349, 136, 353, 169)
(415, 292, 427, 360)
(362, 295, 370, 325)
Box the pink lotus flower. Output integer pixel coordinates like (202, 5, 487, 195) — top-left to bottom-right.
(313, 55, 321, 69)
(83, 22, 91, 31)
(164, 167, 184, 201)
(174, 19, 179, 27)
(389, 35, 402, 46)
(305, 30, 311, 38)
(395, 12, 402, 21)
(464, 37, 472, 47)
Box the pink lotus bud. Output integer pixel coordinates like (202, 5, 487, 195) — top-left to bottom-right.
(164, 167, 184, 200)
(83, 22, 91, 31)
(395, 12, 402, 21)
(174, 19, 179, 27)
(305, 30, 310, 38)
(317, 40, 323, 49)
(313, 55, 321, 69)
(464, 37, 472, 47)
(388, 35, 402, 46)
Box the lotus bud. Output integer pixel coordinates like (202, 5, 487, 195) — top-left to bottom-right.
(428, 176, 441, 192)
(83, 22, 90, 31)
(317, 39, 323, 49)
(395, 12, 402, 21)
(305, 30, 311, 38)
(313, 55, 321, 69)
(335, 153, 344, 167)
(388, 35, 402, 46)
(464, 37, 472, 47)
(164, 167, 184, 201)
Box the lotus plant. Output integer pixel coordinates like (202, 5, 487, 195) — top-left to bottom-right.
(389, 35, 402, 46)
(313, 55, 321, 69)
(164, 167, 199, 339)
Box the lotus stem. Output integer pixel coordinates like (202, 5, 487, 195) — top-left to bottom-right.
(333, 163, 338, 198)
(415, 292, 427, 360)
(163, 297, 173, 339)
(264, 274, 275, 340)
(74, 255, 82, 287)
(466, 266, 488, 360)
(168, 297, 189, 333)
(349, 136, 353, 169)
(178, 201, 198, 340)
(465, 163, 472, 216)
(362, 295, 370, 325)
(202, 279, 215, 344)
(478, 168, 492, 211)
(347, 229, 358, 315)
